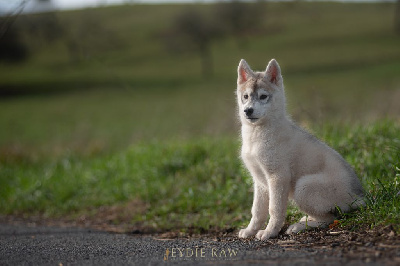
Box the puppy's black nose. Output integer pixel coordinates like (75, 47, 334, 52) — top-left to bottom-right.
(244, 107, 254, 116)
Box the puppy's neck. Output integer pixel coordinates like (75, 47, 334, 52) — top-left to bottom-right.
(241, 116, 290, 143)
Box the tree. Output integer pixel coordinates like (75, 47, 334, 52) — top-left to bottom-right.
(0, 22, 28, 62)
(162, 9, 224, 78)
(0, 1, 28, 62)
(161, 2, 267, 77)
(0, 0, 62, 63)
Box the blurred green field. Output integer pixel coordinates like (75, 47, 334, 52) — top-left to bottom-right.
(1, 2, 399, 156)
(0, 2, 400, 233)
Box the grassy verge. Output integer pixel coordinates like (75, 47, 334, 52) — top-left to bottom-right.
(1, 120, 399, 233)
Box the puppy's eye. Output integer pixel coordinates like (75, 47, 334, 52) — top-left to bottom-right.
(260, 94, 269, 100)
(243, 94, 249, 100)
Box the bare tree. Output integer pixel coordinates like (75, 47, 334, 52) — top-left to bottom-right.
(0, 0, 63, 62)
(163, 9, 224, 78)
(0, 0, 27, 39)
(0, 1, 28, 62)
(161, 1, 267, 77)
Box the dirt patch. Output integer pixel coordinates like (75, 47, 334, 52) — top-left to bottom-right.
(73, 199, 150, 232)
(0, 198, 149, 233)
(270, 225, 400, 263)
(152, 226, 400, 264)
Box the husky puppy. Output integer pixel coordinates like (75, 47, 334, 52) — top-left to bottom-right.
(236, 59, 364, 240)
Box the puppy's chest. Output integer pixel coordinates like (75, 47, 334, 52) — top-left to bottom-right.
(241, 139, 276, 167)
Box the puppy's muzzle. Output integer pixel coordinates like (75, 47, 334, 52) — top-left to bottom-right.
(244, 107, 254, 117)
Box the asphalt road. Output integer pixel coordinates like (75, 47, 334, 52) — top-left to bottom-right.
(0, 223, 397, 265)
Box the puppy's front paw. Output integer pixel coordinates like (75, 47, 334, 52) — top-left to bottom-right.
(285, 222, 306, 234)
(238, 228, 257, 238)
(255, 229, 278, 241)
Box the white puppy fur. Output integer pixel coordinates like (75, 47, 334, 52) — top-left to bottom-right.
(236, 59, 364, 241)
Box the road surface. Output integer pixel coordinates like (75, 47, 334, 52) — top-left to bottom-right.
(0, 223, 398, 265)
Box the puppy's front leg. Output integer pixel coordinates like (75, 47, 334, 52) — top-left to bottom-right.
(256, 176, 289, 241)
(238, 182, 269, 238)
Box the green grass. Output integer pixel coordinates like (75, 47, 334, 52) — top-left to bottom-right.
(320, 121, 400, 231)
(0, 2, 400, 233)
(1, 121, 399, 233)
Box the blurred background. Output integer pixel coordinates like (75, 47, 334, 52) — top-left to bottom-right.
(1, 0, 400, 156)
(1, 0, 400, 232)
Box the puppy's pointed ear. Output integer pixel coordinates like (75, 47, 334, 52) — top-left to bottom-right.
(237, 59, 253, 85)
(265, 59, 282, 85)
